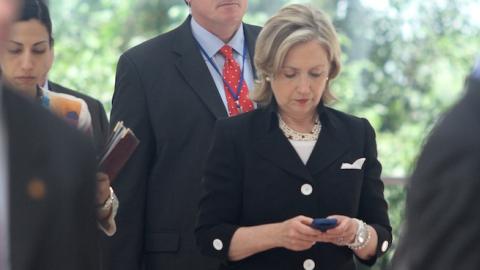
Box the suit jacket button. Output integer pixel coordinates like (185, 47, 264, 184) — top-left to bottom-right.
(213, 239, 223, 251)
(303, 259, 315, 270)
(381, 240, 389, 252)
(301, 183, 313, 196)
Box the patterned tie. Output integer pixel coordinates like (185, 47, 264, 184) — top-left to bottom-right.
(219, 45, 254, 116)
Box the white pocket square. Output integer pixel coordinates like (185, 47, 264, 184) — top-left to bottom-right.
(341, 158, 366, 170)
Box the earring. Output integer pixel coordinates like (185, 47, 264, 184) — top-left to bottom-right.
(265, 76, 271, 82)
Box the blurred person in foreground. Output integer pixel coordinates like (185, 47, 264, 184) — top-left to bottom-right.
(195, 4, 392, 270)
(0, 0, 117, 236)
(108, 0, 260, 269)
(1, 0, 100, 268)
(390, 59, 480, 270)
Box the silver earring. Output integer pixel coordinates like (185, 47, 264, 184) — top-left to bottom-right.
(265, 76, 271, 82)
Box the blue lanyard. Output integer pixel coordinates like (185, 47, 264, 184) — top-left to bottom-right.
(194, 38, 248, 102)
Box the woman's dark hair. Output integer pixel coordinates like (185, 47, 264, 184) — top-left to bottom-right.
(18, 0, 54, 46)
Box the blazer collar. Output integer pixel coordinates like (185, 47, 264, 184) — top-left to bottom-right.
(172, 16, 258, 119)
(261, 99, 334, 132)
(254, 100, 350, 182)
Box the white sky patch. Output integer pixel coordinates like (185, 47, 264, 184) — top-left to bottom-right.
(360, 0, 390, 12)
(465, 2, 480, 26)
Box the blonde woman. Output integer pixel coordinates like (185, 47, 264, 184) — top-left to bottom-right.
(196, 4, 391, 270)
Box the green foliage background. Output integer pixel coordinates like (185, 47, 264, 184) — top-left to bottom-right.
(48, 0, 480, 268)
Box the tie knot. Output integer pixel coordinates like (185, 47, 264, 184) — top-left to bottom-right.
(219, 45, 234, 60)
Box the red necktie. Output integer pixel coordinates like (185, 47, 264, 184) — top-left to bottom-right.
(219, 45, 254, 116)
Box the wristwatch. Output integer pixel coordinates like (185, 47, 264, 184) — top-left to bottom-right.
(348, 218, 371, 250)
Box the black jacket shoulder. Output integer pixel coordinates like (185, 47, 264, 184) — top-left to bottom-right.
(49, 81, 102, 106)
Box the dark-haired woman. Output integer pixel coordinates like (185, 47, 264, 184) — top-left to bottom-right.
(0, 0, 117, 235)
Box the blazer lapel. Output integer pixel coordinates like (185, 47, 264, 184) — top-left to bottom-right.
(306, 109, 350, 175)
(253, 104, 351, 181)
(253, 110, 314, 182)
(173, 17, 228, 119)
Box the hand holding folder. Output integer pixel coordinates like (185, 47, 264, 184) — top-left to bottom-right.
(99, 121, 139, 182)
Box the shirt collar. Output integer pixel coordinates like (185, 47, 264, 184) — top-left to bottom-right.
(190, 17, 245, 58)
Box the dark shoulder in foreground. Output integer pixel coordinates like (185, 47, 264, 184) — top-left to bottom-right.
(122, 18, 261, 62)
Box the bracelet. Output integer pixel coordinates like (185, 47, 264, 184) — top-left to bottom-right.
(98, 187, 114, 212)
(348, 219, 371, 250)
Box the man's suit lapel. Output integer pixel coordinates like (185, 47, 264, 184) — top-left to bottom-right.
(173, 17, 228, 119)
(4, 89, 47, 269)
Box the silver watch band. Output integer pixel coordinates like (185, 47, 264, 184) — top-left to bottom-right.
(348, 218, 371, 250)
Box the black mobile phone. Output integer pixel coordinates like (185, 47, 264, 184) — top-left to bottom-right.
(311, 218, 338, 232)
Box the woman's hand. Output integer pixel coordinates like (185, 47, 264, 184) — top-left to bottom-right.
(276, 215, 324, 251)
(313, 215, 358, 246)
(96, 172, 110, 203)
(228, 215, 320, 261)
(228, 215, 375, 262)
(96, 172, 112, 220)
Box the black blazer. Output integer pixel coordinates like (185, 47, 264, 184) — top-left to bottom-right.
(3, 87, 100, 270)
(391, 76, 480, 270)
(48, 81, 110, 155)
(196, 103, 392, 270)
(107, 17, 261, 270)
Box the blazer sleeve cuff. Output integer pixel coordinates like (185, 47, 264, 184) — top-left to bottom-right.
(356, 223, 392, 266)
(196, 223, 239, 262)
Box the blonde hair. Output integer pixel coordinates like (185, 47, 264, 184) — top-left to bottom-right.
(251, 4, 341, 106)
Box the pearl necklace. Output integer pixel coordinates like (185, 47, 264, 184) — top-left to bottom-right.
(278, 114, 321, 141)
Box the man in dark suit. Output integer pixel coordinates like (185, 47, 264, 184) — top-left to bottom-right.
(108, 0, 260, 269)
(390, 62, 480, 270)
(2, 85, 101, 270)
(48, 81, 110, 155)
